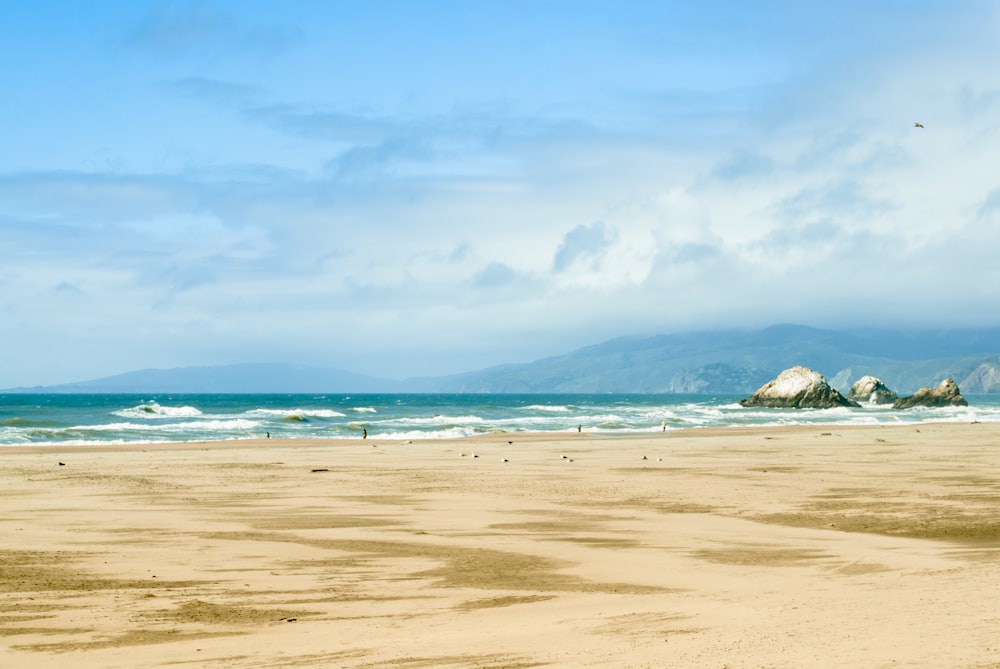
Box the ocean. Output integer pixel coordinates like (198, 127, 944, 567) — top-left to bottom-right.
(3, 393, 1000, 447)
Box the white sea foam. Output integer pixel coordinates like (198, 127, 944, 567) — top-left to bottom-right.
(161, 419, 260, 432)
(31, 438, 150, 447)
(13, 436, 246, 448)
(391, 415, 486, 426)
(304, 409, 345, 418)
(5, 393, 1000, 447)
(369, 427, 477, 440)
(586, 424, 670, 434)
(247, 408, 346, 419)
(61, 419, 260, 433)
(114, 403, 204, 419)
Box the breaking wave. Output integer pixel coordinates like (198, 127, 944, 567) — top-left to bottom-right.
(114, 403, 203, 419)
(4, 392, 1000, 447)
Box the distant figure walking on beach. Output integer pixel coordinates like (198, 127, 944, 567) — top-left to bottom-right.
(266, 432, 270, 439)
(362, 428, 367, 439)
(661, 420, 667, 432)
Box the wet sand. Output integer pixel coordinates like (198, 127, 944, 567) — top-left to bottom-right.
(2, 423, 1000, 668)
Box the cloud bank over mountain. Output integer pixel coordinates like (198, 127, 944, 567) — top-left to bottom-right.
(2, 2, 1000, 388)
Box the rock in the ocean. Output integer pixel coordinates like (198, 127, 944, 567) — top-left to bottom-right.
(892, 378, 969, 408)
(848, 376, 898, 405)
(740, 366, 860, 409)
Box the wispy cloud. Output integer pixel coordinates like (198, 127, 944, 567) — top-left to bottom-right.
(163, 76, 264, 106)
(2, 1, 1000, 386)
(553, 222, 617, 273)
(125, 1, 302, 56)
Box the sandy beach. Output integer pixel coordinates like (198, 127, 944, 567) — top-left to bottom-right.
(2, 423, 1000, 668)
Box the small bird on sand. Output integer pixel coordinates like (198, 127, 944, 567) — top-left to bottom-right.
(914, 122, 924, 128)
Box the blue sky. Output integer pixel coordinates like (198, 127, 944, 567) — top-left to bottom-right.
(3, 1, 1000, 387)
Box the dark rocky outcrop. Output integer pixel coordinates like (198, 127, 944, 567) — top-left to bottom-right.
(848, 376, 898, 405)
(893, 378, 969, 408)
(740, 366, 860, 408)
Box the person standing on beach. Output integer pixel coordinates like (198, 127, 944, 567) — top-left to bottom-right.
(362, 428, 367, 439)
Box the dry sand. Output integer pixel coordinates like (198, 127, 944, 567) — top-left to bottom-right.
(2, 423, 1000, 668)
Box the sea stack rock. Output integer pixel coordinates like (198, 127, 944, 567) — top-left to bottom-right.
(848, 376, 898, 405)
(740, 366, 860, 409)
(893, 378, 969, 408)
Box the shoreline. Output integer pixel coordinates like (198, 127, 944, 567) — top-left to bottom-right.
(5, 392, 996, 448)
(0, 419, 989, 455)
(3, 421, 1000, 667)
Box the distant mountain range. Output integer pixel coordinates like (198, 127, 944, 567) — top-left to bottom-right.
(3, 363, 391, 395)
(6, 324, 1000, 395)
(422, 324, 1000, 394)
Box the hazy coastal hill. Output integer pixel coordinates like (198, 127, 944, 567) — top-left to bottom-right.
(414, 324, 1000, 394)
(6, 325, 1000, 394)
(6, 363, 392, 394)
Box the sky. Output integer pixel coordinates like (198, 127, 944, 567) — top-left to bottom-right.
(3, 1, 1000, 387)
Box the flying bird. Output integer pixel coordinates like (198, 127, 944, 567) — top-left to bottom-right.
(914, 122, 924, 128)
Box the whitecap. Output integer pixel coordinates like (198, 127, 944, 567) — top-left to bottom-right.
(389, 415, 486, 426)
(64, 421, 161, 433)
(162, 419, 260, 432)
(113, 403, 203, 419)
(303, 409, 347, 418)
(60, 419, 261, 433)
(247, 408, 346, 419)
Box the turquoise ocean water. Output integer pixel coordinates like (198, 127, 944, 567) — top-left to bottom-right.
(3, 393, 1000, 447)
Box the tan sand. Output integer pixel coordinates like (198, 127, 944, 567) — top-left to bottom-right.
(2, 422, 1000, 668)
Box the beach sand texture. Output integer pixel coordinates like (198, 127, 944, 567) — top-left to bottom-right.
(3, 423, 1000, 668)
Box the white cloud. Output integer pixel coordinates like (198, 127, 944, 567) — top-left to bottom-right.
(2, 2, 1000, 386)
